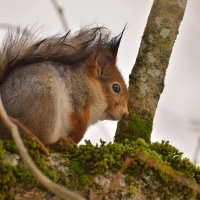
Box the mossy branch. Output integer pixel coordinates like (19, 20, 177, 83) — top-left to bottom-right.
(1, 138, 200, 199)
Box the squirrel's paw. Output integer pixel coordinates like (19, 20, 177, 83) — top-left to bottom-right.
(49, 136, 77, 152)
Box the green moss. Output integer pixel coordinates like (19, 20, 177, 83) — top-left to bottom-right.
(1, 138, 200, 199)
(150, 141, 200, 183)
(0, 193, 14, 200)
(0, 140, 4, 159)
(115, 112, 152, 143)
(79, 175, 93, 189)
(2, 139, 18, 153)
(68, 140, 126, 176)
(129, 185, 138, 194)
(0, 139, 58, 199)
(58, 139, 200, 198)
(0, 163, 16, 199)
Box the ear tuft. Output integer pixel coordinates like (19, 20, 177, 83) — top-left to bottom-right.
(109, 24, 127, 57)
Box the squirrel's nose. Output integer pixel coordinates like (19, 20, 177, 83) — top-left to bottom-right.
(122, 110, 129, 120)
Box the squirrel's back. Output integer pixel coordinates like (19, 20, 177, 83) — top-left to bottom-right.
(0, 26, 128, 144)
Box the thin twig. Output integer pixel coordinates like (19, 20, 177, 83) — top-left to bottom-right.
(0, 96, 84, 200)
(10, 117, 49, 156)
(50, 0, 69, 31)
(193, 137, 200, 165)
(0, 23, 16, 30)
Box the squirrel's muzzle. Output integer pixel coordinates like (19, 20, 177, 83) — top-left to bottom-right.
(122, 111, 129, 120)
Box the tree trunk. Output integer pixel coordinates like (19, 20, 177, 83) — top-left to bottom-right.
(115, 0, 188, 143)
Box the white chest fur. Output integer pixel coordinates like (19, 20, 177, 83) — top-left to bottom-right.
(88, 80, 107, 125)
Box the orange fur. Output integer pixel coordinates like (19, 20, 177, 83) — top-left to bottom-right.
(69, 104, 90, 143)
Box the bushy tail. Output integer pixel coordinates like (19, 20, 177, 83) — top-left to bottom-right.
(0, 26, 108, 83)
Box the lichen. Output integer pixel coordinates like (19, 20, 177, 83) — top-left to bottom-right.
(178, 0, 187, 8)
(147, 52, 157, 63)
(160, 28, 171, 39)
(155, 16, 163, 27)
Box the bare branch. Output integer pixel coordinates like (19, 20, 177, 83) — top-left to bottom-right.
(193, 137, 200, 164)
(0, 96, 84, 200)
(50, 0, 69, 31)
(0, 23, 16, 30)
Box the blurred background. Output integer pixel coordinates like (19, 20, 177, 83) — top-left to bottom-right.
(0, 0, 200, 164)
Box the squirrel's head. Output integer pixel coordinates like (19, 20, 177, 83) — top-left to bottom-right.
(89, 28, 129, 121)
(96, 54, 128, 121)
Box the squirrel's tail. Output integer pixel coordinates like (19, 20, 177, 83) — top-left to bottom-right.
(0, 26, 106, 83)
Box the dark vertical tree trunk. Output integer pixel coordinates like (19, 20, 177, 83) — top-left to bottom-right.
(115, 0, 188, 143)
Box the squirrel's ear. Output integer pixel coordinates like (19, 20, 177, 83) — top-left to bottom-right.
(109, 25, 126, 57)
(95, 53, 112, 79)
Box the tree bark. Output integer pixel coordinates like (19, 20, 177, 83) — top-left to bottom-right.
(115, 0, 188, 143)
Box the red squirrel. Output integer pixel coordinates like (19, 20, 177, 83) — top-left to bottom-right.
(0, 26, 128, 145)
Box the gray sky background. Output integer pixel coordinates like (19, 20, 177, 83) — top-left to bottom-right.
(0, 0, 200, 164)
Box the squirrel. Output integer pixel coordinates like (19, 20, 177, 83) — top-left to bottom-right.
(0, 26, 128, 145)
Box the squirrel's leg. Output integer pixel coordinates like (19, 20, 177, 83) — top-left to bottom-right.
(68, 104, 90, 143)
(49, 104, 90, 150)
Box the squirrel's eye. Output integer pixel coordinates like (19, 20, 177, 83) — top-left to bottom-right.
(112, 84, 120, 93)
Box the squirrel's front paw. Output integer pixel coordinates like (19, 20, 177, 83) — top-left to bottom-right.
(49, 136, 76, 151)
